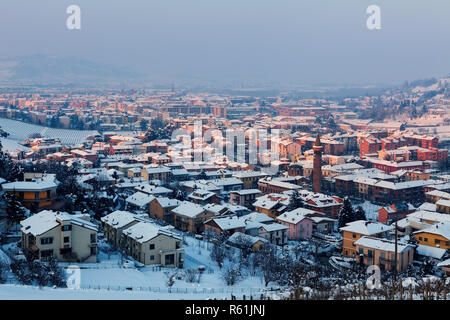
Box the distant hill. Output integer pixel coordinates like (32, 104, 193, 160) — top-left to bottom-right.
(0, 55, 146, 86)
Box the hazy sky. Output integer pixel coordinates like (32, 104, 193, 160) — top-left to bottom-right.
(0, 0, 449, 86)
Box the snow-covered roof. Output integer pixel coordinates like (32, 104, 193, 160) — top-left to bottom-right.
(408, 210, 450, 224)
(2, 176, 58, 192)
(135, 184, 172, 195)
(276, 208, 316, 224)
(154, 197, 181, 208)
(355, 236, 414, 253)
(413, 222, 450, 240)
(171, 201, 205, 218)
(230, 189, 262, 196)
(418, 202, 437, 212)
(260, 223, 288, 232)
(436, 199, 450, 207)
(101, 210, 140, 229)
(21, 210, 97, 236)
(126, 192, 155, 207)
(416, 244, 447, 259)
(340, 220, 394, 235)
(203, 203, 229, 215)
(227, 232, 268, 246)
(188, 189, 216, 200)
(426, 190, 450, 199)
(208, 216, 246, 230)
(122, 221, 181, 243)
(437, 258, 450, 268)
(240, 212, 274, 224)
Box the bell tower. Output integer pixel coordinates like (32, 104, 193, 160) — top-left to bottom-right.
(313, 133, 322, 193)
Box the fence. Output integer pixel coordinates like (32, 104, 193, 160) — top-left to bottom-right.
(78, 284, 271, 296)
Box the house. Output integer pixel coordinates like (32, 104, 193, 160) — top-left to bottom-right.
(2, 174, 59, 211)
(300, 191, 343, 219)
(395, 210, 450, 236)
(134, 184, 173, 197)
(230, 189, 262, 208)
(101, 210, 143, 247)
(171, 201, 213, 234)
(187, 189, 221, 205)
(305, 213, 337, 234)
(413, 222, 450, 250)
(203, 203, 232, 217)
(141, 167, 172, 181)
(436, 199, 450, 214)
(125, 192, 155, 212)
(122, 222, 184, 268)
(252, 193, 290, 218)
(226, 232, 267, 252)
(340, 220, 394, 258)
(204, 216, 246, 236)
(276, 208, 314, 240)
(21, 210, 98, 262)
(149, 197, 181, 223)
(437, 259, 450, 276)
(232, 171, 269, 189)
(257, 222, 288, 246)
(354, 236, 414, 272)
(378, 203, 416, 224)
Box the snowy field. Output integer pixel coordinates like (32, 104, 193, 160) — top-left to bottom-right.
(0, 284, 227, 300)
(0, 137, 31, 153)
(0, 235, 271, 300)
(0, 118, 99, 145)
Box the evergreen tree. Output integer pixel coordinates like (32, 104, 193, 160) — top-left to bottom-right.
(354, 206, 366, 221)
(337, 197, 356, 228)
(2, 192, 27, 225)
(287, 189, 304, 211)
(0, 143, 23, 181)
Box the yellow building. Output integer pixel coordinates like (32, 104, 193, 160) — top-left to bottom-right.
(413, 222, 450, 250)
(2, 174, 58, 211)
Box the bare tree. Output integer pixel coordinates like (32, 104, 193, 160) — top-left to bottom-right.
(164, 271, 177, 293)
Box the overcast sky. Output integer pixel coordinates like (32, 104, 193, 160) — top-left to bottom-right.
(0, 0, 449, 86)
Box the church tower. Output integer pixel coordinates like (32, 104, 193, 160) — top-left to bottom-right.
(313, 133, 322, 193)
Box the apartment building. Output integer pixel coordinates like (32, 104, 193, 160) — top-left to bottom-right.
(21, 210, 98, 262)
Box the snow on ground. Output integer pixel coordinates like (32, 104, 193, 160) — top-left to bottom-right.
(353, 201, 381, 221)
(0, 284, 229, 300)
(0, 118, 99, 145)
(49, 234, 268, 298)
(0, 137, 31, 153)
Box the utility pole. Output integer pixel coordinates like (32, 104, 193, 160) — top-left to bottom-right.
(394, 220, 398, 283)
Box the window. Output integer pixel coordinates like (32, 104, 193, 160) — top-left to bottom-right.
(367, 250, 373, 258)
(419, 237, 423, 241)
(358, 248, 364, 255)
(175, 241, 180, 249)
(150, 255, 155, 261)
(90, 247, 96, 255)
(40, 237, 53, 245)
(62, 225, 72, 231)
(352, 233, 357, 238)
(64, 236, 70, 243)
(149, 244, 155, 250)
(424, 238, 428, 242)
(41, 250, 53, 258)
(35, 192, 40, 199)
(165, 254, 175, 265)
(435, 239, 441, 244)
(90, 234, 96, 244)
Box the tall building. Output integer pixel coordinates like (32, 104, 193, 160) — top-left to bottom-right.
(313, 133, 323, 193)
